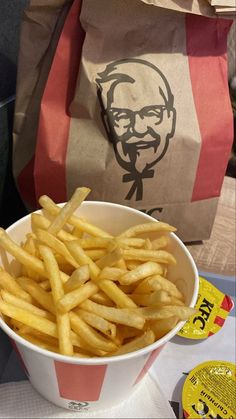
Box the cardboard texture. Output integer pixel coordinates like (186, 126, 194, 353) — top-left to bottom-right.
(13, 0, 234, 241)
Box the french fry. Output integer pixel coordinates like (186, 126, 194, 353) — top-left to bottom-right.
(76, 308, 116, 339)
(39, 245, 73, 356)
(137, 305, 197, 321)
(90, 291, 114, 306)
(17, 277, 56, 315)
(85, 249, 107, 261)
(35, 229, 79, 268)
(66, 240, 100, 280)
(57, 281, 99, 313)
(98, 279, 137, 308)
(39, 195, 112, 238)
(0, 297, 58, 337)
(47, 187, 90, 235)
(31, 213, 76, 242)
(39, 279, 51, 291)
(151, 236, 170, 250)
(134, 274, 184, 300)
(69, 312, 117, 352)
(0, 270, 33, 303)
(111, 330, 155, 356)
(150, 316, 179, 339)
(98, 267, 127, 281)
(80, 299, 145, 329)
(144, 238, 152, 250)
(119, 262, 163, 285)
(96, 246, 123, 269)
(118, 222, 176, 238)
(122, 249, 176, 265)
(0, 229, 69, 283)
(131, 290, 172, 307)
(78, 237, 112, 249)
(64, 265, 90, 293)
(0, 290, 55, 321)
(17, 331, 59, 353)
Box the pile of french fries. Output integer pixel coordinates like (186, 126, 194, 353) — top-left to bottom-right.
(0, 187, 196, 358)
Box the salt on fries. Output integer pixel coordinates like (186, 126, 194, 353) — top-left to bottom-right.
(0, 187, 196, 358)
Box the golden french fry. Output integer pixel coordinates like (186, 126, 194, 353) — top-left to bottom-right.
(76, 308, 116, 339)
(111, 330, 155, 356)
(85, 249, 107, 261)
(39, 195, 112, 238)
(0, 290, 55, 321)
(66, 240, 100, 280)
(115, 258, 127, 270)
(96, 247, 123, 269)
(116, 325, 142, 340)
(17, 331, 59, 353)
(22, 235, 41, 281)
(134, 274, 184, 300)
(119, 262, 163, 285)
(125, 261, 142, 270)
(0, 270, 33, 303)
(57, 281, 98, 313)
(39, 245, 73, 356)
(64, 265, 90, 293)
(116, 238, 146, 249)
(118, 222, 176, 238)
(0, 229, 69, 283)
(46, 187, 90, 235)
(69, 312, 117, 352)
(137, 305, 197, 321)
(0, 297, 58, 337)
(151, 236, 170, 250)
(31, 213, 76, 242)
(122, 249, 176, 265)
(80, 299, 145, 329)
(77, 238, 112, 249)
(98, 267, 127, 281)
(144, 239, 152, 250)
(17, 277, 56, 314)
(98, 279, 137, 308)
(131, 290, 172, 307)
(39, 279, 51, 291)
(35, 229, 79, 268)
(150, 316, 178, 339)
(90, 291, 114, 306)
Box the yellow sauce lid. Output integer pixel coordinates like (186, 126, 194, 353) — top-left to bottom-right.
(182, 360, 236, 419)
(178, 277, 234, 339)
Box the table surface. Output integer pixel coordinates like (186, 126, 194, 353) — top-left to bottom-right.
(186, 176, 236, 277)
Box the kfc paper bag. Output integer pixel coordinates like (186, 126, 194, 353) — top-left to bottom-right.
(13, 0, 234, 241)
(13, 0, 78, 208)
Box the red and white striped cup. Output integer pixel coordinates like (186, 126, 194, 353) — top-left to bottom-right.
(0, 202, 198, 412)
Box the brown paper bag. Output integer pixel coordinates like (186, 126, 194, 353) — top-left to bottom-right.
(13, 0, 234, 241)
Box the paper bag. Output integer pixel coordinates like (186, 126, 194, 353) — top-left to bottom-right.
(13, 0, 234, 241)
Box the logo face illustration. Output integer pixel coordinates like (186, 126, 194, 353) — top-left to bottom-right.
(68, 401, 89, 411)
(96, 58, 176, 201)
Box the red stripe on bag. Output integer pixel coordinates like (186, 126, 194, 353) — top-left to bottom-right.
(54, 361, 107, 401)
(17, 156, 37, 209)
(134, 345, 164, 385)
(34, 0, 85, 203)
(186, 16, 233, 202)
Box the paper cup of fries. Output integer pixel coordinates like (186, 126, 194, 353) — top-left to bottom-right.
(0, 188, 198, 412)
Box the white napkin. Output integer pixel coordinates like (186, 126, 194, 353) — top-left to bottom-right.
(0, 374, 175, 419)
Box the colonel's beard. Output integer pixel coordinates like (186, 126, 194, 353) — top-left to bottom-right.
(116, 135, 166, 173)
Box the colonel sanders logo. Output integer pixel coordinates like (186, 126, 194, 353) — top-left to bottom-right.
(96, 58, 176, 201)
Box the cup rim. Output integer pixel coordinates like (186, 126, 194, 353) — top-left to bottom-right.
(0, 200, 199, 365)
